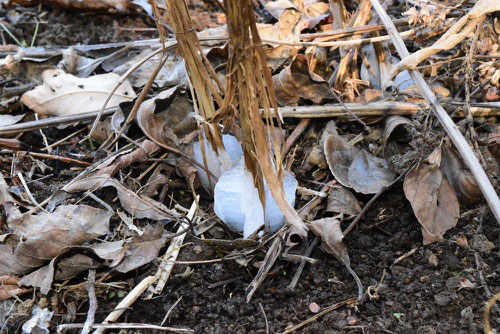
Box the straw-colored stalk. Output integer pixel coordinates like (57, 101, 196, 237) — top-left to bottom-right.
(165, 0, 224, 152)
(223, 0, 308, 239)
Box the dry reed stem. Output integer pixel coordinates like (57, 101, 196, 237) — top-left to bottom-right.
(224, 0, 308, 241)
(165, 0, 224, 152)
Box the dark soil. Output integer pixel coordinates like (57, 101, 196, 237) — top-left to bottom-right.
(0, 2, 499, 334)
(118, 191, 499, 334)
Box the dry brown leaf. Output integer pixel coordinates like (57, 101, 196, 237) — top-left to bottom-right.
(441, 144, 481, 205)
(94, 140, 160, 177)
(18, 226, 165, 294)
(304, 1, 330, 17)
(383, 116, 411, 144)
(456, 233, 468, 248)
(403, 161, 460, 245)
(0, 205, 111, 277)
(273, 54, 334, 106)
(21, 69, 136, 116)
(0, 114, 25, 127)
(390, 0, 500, 79)
(459, 278, 476, 290)
(383, 116, 412, 158)
(0, 275, 31, 300)
(137, 87, 195, 149)
(264, 0, 297, 19)
(18, 246, 103, 294)
(256, 5, 302, 70)
(326, 186, 362, 216)
(62, 175, 180, 220)
(309, 217, 349, 265)
(324, 134, 396, 194)
(113, 225, 166, 273)
(113, 49, 187, 88)
(487, 125, 500, 162)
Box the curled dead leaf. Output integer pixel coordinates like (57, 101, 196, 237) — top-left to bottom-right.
(326, 186, 361, 216)
(0, 205, 111, 277)
(441, 145, 481, 205)
(21, 69, 136, 116)
(308, 217, 349, 265)
(137, 86, 196, 149)
(113, 49, 187, 88)
(0, 275, 31, 300)
(273, 54, 334, 106)
(403, 161, 460, 245)
(62, 175, 180, 220)
(94, 139, 160, 177)
(324, 134, 396, 194)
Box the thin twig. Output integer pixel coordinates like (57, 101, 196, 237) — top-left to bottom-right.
(3, 101, 499, 136)
(287, 236, 320, 291)
(16, 171, 45, 211)
(81, 270, 97, 334)
(283, 119, 310, 156)
(93, 276, 158, 334)
(259, 303, 270, 334)
(58, 323, 192, 333)
(300, 19, 407, 39)
(474, 252, 500, 315)
(282, 298, 358, 334)
(147, 199, 197, 297)
(3, 151, 92, 167)
(161, 296, 182, 326)
(343, 171, 406, 236)
(246, 231, 284, 302)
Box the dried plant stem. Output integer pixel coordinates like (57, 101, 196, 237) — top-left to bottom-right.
(148, 199, 197, 297)
(344, 171, 407, 236)
(300, 18, 407, 39)
(283, 119, 311, 156)
(246, 231, 283, 302)
(484, 292, 500, 334)
(282, 298, 358, 334)
(58, 323, 192, 333)
(370, 0, 500, 224)
(224, 0, 308, 242)
(93, 275, 157, 334)
(165, 0, 223, 151)
(264, 30, 414, 47)
(3, 102, 499, 136)
(81, 270, 97, 334)
(287, 236, 320, 291)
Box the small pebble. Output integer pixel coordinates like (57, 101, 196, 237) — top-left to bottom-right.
(346, 315, 358, 325)
(309, 302, 320, 313)
(427, 251, 439, 267)
(434, 292, 451, 306)
(193, 245, 203, 254)
(420, 275, 431, 283)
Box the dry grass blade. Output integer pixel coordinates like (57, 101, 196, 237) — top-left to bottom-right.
(165, 0, 224, 152)
(224, 0, 308, 242)
(332, 0, 372, 87)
